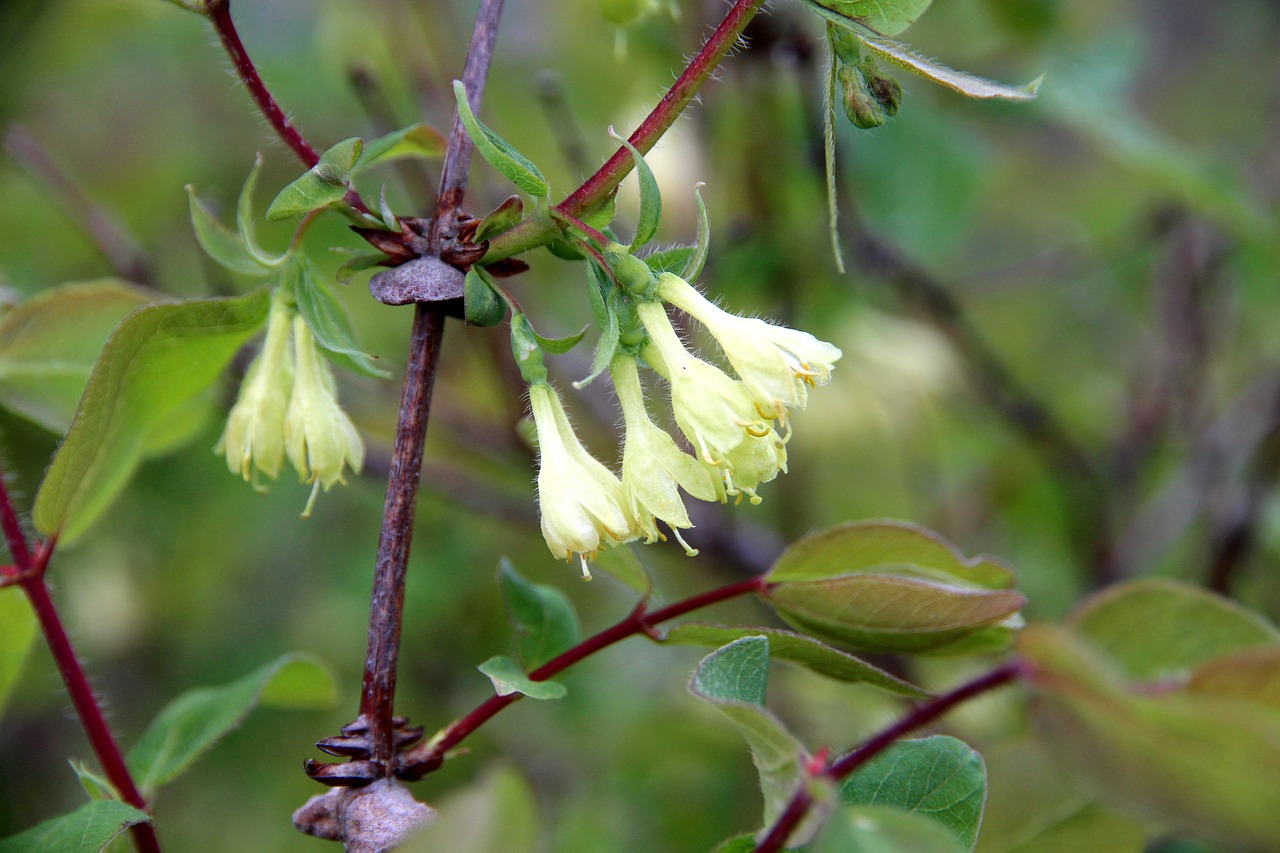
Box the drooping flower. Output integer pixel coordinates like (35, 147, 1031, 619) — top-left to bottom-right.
(655, 272, 842, 420)
(215, 294, 294, 488)
(611, 352, 718, 552)
(530, 381, 633, 576)
(284, 316, 365, 517)
(637, 300, 787, 503)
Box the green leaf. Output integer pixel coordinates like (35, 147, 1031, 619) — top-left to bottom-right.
(33, 290, 271, 545)
(1069, 579, 1280, 682)
(1020, 624, 1280, 850)
(0, 279, 153, 434)
(574, 271, 620, 390)
(642, 246, 696, 274)
(807, 0, 935, 36)
(477, 655, 567, 700)
(353, 123, 447, 173)
(473, 196, 525, 243)
(187, 185, 275, 276)
(813, 804, 967, 853)
(532, 325, 588, 355)
(465, 268, 507, 327)
(334, 250, 391, 285)
(69, 759, 118, 802)
(0, 801, 151, 853)
(589, 543, 653, 595)
(235, 153, 273, 265)
(662, 624, 928, 698)
(769, 520, 1016, 588)
(690, 637, 829, 844)
(608, 128, 662, 251)
(266, 137, 363, 220)
(1188, 646, 1280, 711)
(288, 259, 389, 378)
(0, 588, 37, 721)
(840, 736, 986, 850)
(681, 185, 711, 282)
(498, 559, 582, 670)
(404, 765, 540, 853)
(710, 835, 756, 853)
(859, 33, 1042, 100)
(126, 654, 335, 795)
(452, 80, 550, 199)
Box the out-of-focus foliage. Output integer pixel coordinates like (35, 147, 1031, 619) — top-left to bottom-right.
(1, 0, 1279, 849)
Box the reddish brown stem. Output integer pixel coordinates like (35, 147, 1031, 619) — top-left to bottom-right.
(0, 478, 160, 852)
(753, 661, 1026, 853)
(398, 576, 768, 776)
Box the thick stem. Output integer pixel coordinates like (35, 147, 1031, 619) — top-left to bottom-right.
(397, 576, 767, 776)
(0, 479, 160, 852)
(753, 661, 1026, 853)
(355, 0, 506, 774)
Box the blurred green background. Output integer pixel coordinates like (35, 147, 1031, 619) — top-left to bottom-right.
(1, 0, 1278, 849)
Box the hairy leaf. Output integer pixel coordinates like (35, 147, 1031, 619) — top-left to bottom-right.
(453, 81, 549, 199)
(288, 259, 389, 377)
(477, 655, 567, 700)
(859, 34, 1042, 100)
(609, 128, 662, 251)
(0, 801, 151, 853)
(498, 559, 581, 669)
(840, 736, 986, 850)
(267, 138, 363, 220)
(807, 0, 934, 36)
(354, 123, 447, 172)
(188, 186, 275, 276)
(127, 654, 335, 795)
(33, 291, 271, 544)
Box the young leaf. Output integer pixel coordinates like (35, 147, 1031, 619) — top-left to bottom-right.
(1069, 579, 1280, 681)
(680, 184, 711, 282)
(823, 37, 847, 273)
(812, 804, 967, 853)
(267, 137, 364, 220)
(0, 588, 37, 722)
(452, 80, 550, 199)
(465, 268, 507, 327)
(353, 123, 447, 173)
(187, 186, 275, 276)
(860, 33, 1042, 101)
(806, 0, 935, 37)
(287, 259, 390, 378)
(643, 245, 696, 275)
(0, 279, 153, 433)
(574, 266, 621, 390)
(532, 326, 588, 355)
(662, 624, 928, 698)
(403, 765, 541, 853)
(69, 759, 118, 802)
(236, 153, 272, 265)
(840, 736, 986, 850)
(126, 654, 335, 795)
(334, 250, 391, 285)
(498, 559, 582, 669)
(690, 637, 828, 844)
(477, 655, 567, 700)
(473, 196, 525, 242)
(32, 290, 271, 545)
(608, 127, 662, 251)
(589, 543, 653, 595)
(0, 801, 151, 853)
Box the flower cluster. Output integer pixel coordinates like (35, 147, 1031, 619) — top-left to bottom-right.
(527, 268, 841, 571)
(216, 293, 364, 516)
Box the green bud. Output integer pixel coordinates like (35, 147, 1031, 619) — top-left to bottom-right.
(464, 267, 506, 327)
(828, 25, 863, 66)
(606, 251, 656, 297)
(858, 56, 903, 117)
(838, 64, 885, 129)
(510, 313, 548, 384)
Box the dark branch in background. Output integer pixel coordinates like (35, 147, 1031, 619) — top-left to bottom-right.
(753, 661, 1026, 853)
(0, 475, 162, 853)
(3, 125, 155, 286)
(536, 71, 591, 177)
(351, 0, 507, 777)
(397, 576, 769, 779)
(348, 63, 436, 213)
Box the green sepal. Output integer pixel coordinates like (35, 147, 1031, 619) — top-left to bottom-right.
(187, 185, 275, 276)
(510, 313, 548, 384)
(452, 80, 550, 199)
(680, 184, 711, 282)
(574, 263, 621, 389)
(352, 123, 446, 173)
(534, 326, 587, 354)
(607, 127, 662, 251)
(643, 245, 695, 275)
(465, 267, 507, 327)
(287, 258, 390, 378)
(606, 250, 656, 298)
(477, 655, 566, 700)
(236, 153, 274, 266)
(266, 138, 364, 220)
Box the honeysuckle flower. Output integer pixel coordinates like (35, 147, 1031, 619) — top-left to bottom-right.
(611, 353, 718, 553)
(284, 316, 365, 517)
(215, 295, 294, 488)
(637, 300, 787, 503)
(530, 381, 633, 577)
(655, 272, 842, 420)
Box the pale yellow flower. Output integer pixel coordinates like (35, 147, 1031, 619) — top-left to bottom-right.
(215, 295, 293, 488)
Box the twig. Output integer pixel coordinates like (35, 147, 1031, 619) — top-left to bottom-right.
(348, 63, 436, 213)
(0, 475, 161, 853)
(397, 576, 769, 779)
(753, 661, 1026, 853)
(3, 125, 155, 286)
(353, 0, 507, 776)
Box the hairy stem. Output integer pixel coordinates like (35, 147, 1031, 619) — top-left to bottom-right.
(0, 478, 161, 853)
(355, 0, 507, 774)
(397, 576, 768, 778)
(753, 661, 1026, 853)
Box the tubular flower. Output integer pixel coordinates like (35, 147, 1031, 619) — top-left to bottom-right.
(284, 317, 365, 517)
(215, 295, 294, 488)
(530, 382, 633, 577)
(655, 272, 842, 420)
(637, 300, 787, 503)
(611, 353, 718, 553)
